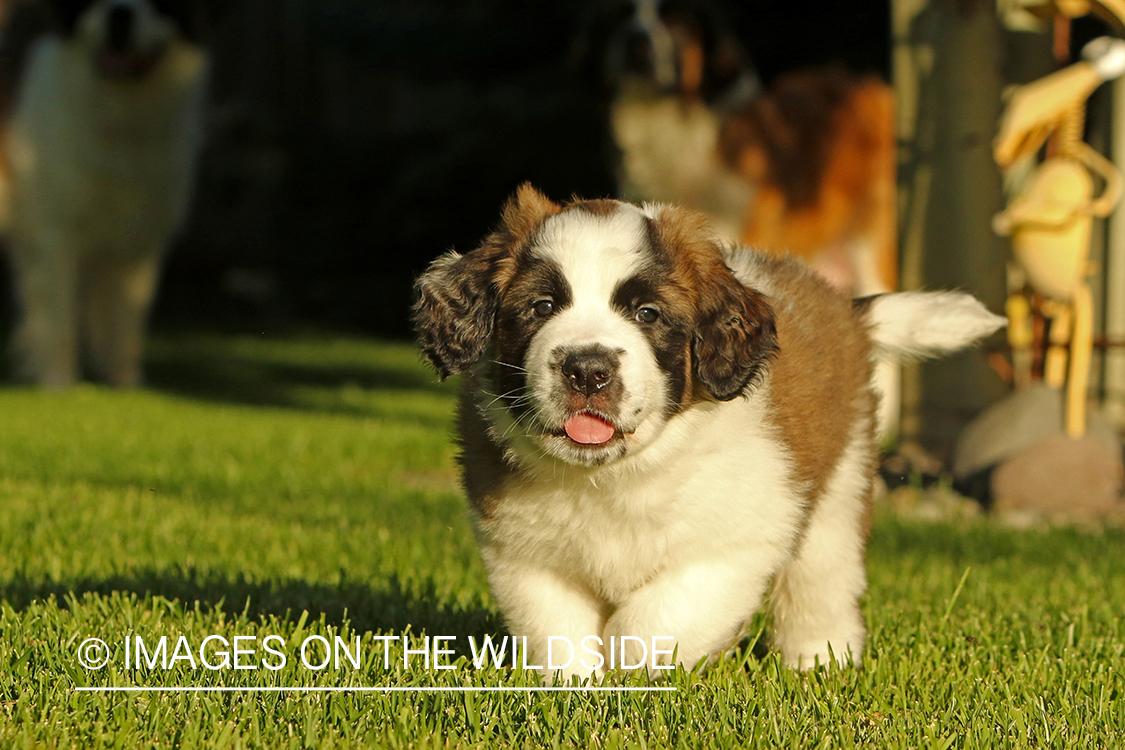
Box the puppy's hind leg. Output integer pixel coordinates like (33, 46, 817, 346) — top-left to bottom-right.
(771, 419, 876, 669)
(84, 254, 160, 388)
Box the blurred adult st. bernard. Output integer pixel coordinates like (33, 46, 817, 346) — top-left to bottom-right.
(578, 0, 896, 298)
(414, 185, 1004, 681)
(0, 0, 212, 386)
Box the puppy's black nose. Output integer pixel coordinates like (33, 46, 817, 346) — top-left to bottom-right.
(562, 350, 615, 397)
(107, 5, 135, 52)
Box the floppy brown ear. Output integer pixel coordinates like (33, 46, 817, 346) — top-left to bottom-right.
(692, 267, 777, 401)
(648, 203, 777, 401)
(412, 249, 499, 379)
(412, 183, 560, 379)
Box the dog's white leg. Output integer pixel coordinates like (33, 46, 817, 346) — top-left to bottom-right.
(601, 553, 778, 676)
(481, 557, 608, 684)
(770, 421, 874, 669)
(11, 243, 80, 387)
(84, 254, 160, 387)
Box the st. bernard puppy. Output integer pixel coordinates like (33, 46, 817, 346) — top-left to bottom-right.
(0, 0, 211, 386)
(413, 185, 1004, 681)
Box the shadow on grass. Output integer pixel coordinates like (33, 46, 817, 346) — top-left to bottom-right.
(145, 347, 451, 418)
(869, 515, 1125, 573)
(2, 570, 500, 649)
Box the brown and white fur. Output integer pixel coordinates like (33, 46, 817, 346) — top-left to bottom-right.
(414, 185, 1004, 681)
(720, 67, 897, 298)
(0, 0, 210, 386)
(585, 1, 900, 436)
(583, 0, 896, 298)
(581, 0, 759, 241)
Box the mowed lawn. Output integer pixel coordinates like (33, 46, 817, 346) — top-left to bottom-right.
(1, 334, 1123, 748)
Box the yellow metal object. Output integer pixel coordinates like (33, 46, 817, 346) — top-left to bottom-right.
(1068, 284, 1094, 436)
(996, 158, 1093, 300)
(992, 35, 1125, 438)
(994, 64, 1105, 167)
(1020, 0, 1125, 27)
(1006, 294, 1034, 389)
(1006, 295, 1034, 349)
(1044, 299, 1073, 388)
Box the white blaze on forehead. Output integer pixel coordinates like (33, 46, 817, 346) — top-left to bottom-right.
(512, 202, 670, 459)
(531, 206, 650, 306)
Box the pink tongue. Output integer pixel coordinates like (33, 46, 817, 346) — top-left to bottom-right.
(564, 413, 616, 445)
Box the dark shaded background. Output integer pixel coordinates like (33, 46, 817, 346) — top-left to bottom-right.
(1, 0, 891, 340)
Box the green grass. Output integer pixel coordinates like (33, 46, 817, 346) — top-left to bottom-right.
(1, 333, 1123, 747)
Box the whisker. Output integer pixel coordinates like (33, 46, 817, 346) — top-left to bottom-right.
(491, 360, 529, 373)
(502, 402, 550, 442)
(479, 386, 532, 409)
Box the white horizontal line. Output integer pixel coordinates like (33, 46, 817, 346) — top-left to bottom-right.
(75, 686, 676, 693)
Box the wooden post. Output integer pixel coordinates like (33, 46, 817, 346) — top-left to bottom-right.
(894, 0, 1010, 457)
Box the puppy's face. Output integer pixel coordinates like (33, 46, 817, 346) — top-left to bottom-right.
(52, 0, 206, 78)
(415, 185, 776, 467)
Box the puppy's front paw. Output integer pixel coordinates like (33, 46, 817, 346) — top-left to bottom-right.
(600, 618, 684, 679)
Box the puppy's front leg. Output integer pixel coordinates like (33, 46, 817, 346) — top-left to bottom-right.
(481, 555, 607, 684)
(602, 554, 775, 675)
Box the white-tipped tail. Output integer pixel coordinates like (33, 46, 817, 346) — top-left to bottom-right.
(862, 291, 1007, 361)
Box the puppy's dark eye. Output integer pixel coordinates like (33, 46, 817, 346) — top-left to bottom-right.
(533, 299, 555, 318)
(635, 306, 660, 324)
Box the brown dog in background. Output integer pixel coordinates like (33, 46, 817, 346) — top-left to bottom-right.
(720, 67, 897, 297)
(582, 0, 896, 298)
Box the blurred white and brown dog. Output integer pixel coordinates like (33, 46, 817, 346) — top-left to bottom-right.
(0, 0, 211, 386)
(414, 185, 1004, 681)
(579, 0, 896, 298)
(577, 0, 760, 241)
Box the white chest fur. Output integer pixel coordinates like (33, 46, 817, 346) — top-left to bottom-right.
(4, 36, 207, 251)
(474, 391, 802, 605)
